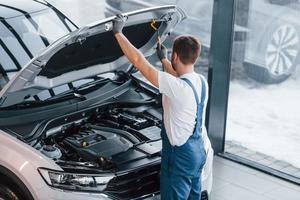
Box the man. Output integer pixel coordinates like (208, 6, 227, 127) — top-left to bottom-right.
(112, 15, 208, 200)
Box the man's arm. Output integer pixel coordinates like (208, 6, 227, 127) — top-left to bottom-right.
(114, 33, 159, 87)
(112, 15, 159, 87)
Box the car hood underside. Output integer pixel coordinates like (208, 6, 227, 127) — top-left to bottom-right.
(0, 5, 185, 108)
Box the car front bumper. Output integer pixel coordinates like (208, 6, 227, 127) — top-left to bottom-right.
(35, 186, 163, 200)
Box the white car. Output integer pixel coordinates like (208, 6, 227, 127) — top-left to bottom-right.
(0, 1, 213, 200)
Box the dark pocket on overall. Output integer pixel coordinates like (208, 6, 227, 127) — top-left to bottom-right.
(172, 139, 205, 177)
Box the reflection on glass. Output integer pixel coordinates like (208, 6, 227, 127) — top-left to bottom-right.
(0, 22, 30, 68)
(30, 9, 70, 43)
(0, 8, 75, 84)
(104, 0, 214, 77)
(7, 16, 46, 57)
(226, 0, 300, 178)
(0, 44, 18, 71)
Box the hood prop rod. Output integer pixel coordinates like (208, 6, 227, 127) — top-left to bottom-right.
(150, 19, 161, 45)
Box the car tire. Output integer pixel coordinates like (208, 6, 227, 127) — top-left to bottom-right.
(0, 184, 21, 200)
(244, 19, 300, 84)
(0, 166, 34, 200)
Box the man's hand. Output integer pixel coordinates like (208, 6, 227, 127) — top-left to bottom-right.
(156, 44, 178, 77)
(112, 14, 127, 34)
(156, 44, 168, 61)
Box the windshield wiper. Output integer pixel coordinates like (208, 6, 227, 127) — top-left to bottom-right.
(47, 78, 112, 100)
(74, 78, 111, 90)
(4, 77, 119, 109)
(8, 92, 86, 108)
(46, 92, 87, 102)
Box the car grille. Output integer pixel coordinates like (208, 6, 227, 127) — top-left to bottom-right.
(105, 164, 160, 199)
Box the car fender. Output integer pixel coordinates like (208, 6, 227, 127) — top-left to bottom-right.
(0, 130, 62, 199)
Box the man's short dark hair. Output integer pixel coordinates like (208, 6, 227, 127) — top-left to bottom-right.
(173, 35, 201, 65)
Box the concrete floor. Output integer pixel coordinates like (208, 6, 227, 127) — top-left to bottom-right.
(211, 156, 300, 200)
(225, 141, 300, 179)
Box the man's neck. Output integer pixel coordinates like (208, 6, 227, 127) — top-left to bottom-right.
(177, 65, 194, 77)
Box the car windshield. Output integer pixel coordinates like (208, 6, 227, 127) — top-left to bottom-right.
(0, 8, 76, 89)
(14, 72, 116, 105)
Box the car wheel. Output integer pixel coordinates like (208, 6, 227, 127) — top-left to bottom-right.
(244, 22, 300, 84)
(0, 184, 21, 200)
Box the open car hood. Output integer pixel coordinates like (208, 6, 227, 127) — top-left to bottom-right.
(0, 5, 186, 108)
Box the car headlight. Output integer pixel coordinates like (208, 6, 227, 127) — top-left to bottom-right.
(38, 168, 115, 192)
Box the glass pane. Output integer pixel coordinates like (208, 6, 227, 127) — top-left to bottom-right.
(0, 45, 17, 71)
(6, 16, 46, 56)
(47, 0, 108, 27)
(0, 22, 30, 68)
(6, 72, 17, 80)
(64, 18, 77, 31)
(226, 0, 300, 178)
(31, 10, 70, 43)
(0, 8, 73, 83)
(0, 74, 8, 90)
(0, 8, 75, 92)
(102, 0, 213, 78)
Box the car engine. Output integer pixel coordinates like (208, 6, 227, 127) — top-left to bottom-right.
(38, 105, 163, 171)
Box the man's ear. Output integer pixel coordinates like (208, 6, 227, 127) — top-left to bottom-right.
(173, 52, 178, 63)
(173, 52, 177, 60)
(175, 52, 185, 66)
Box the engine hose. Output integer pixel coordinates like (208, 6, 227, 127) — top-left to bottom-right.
(89, 123, 141, 144)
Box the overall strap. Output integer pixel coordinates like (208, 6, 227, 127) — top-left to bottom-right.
(199, 76, 206, 105)
(181, 76, 206, 106)
(181, 76, 207, 134)
(181, 78, 200, 105)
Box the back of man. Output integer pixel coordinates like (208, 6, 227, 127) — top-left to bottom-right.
(112, 15, 208, 200)
(159, 71, 208, 200)
(158, 71, 208, 147)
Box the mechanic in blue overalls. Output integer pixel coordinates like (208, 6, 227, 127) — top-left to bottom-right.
(113, 15, 208, 199)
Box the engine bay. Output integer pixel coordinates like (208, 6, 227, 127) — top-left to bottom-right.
(37, 105, 163, 172)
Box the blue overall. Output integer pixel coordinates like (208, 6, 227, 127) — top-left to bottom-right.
(160, 76, 207, 200)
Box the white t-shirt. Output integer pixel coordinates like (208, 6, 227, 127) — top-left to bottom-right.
(158, 71, 208, 146)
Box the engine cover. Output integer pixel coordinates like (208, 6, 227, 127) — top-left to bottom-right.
(63, 128, 133, 162)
